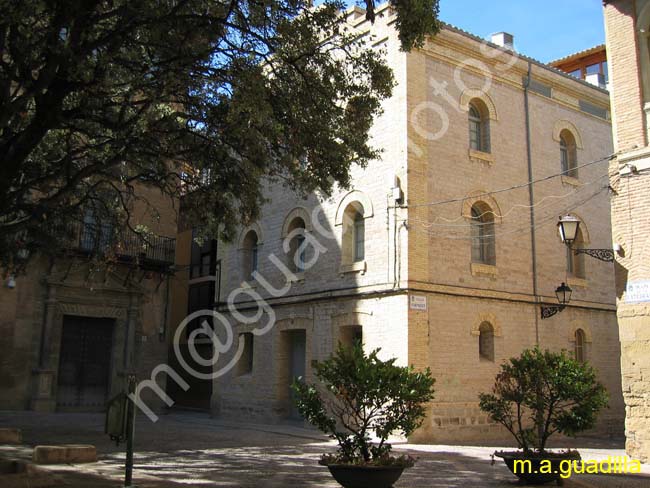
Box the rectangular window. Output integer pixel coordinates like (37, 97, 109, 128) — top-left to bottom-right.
(251, 246, 258, 277)
(586, 63, 600, 75)
(469, 122, 480, 150)
(482, 121, 491, 153)
(569, 68, 582, 79)
(560, 146, 569, 173)
(471, 220, 482, 263)
(354, 219, 365, 262)
(483, 220, 495, 265)
(471, 219, 495, 265)
(201, 254, 211, 276)
(296, 235, 306, 272)
(80, 211, 113, 253)
(190, 228, 217, 279)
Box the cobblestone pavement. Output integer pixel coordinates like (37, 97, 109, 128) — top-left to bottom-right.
(1, 411, 648, 487)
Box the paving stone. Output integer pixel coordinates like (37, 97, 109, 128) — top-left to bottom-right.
(0, 459, 65, 487)
(0, 411, 648, 487)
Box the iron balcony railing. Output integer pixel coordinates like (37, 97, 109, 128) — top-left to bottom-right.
(63, 221, 176, 269)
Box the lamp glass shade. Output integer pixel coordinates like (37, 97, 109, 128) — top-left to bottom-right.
(555, 282, 572, 305)
(558, 215, 580, 244)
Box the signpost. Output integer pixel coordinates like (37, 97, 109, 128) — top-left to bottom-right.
(626, 280, 650, 304)
(409, 295, 427, 311)
(105, 374, 137, 488)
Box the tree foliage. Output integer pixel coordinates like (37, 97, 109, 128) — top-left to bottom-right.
(0, 0, 440, 271)
(479, 348, 609, 454)
(292, 342, 435, 466)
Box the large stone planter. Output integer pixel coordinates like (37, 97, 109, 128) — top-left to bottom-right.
(33, 445, 97, 464)
(326, 464, 406, 488)
(495, 450, 581, 485)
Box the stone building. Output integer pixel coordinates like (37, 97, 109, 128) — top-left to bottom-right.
(604, 0, 650, 462)
(169, 5, 624, 442)
(0, 185, 177, 412)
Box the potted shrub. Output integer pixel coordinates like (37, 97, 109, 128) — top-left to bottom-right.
(479, 347, 608, 485)
(292, 343, 435, 488)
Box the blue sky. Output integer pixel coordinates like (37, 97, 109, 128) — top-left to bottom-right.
(438, 0, 605, 62)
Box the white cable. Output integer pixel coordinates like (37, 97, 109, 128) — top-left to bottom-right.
(405, 153, 614, 209)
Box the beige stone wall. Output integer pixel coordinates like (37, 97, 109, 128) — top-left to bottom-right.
(405, 23, 622, 441)
(605, 0, 650, 462)
(407, 293, 622, 443)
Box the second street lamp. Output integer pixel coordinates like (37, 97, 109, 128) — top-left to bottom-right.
(541, 282, 573, 320)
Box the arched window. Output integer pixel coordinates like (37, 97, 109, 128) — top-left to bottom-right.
(574, 328, 586, 362)
(343, 203, 365, 264)
(560, 130, 578, 178)
(469, 100, 490, 153)
(287, 217, 306, 273)
(567, 227, 586, 279)
(242, 230, 259, 280)
(479, 322, 495, 361)
(471, 203, 496, 265)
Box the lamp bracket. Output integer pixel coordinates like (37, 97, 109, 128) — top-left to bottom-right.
(541, 305, 565, 320)
(573, 248, 615, 262)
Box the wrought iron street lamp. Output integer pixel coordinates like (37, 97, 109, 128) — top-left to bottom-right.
(557, 215, 615, 262)
(541, 282, 572, 319)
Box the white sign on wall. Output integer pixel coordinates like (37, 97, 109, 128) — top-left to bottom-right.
(409, 295, 427, 311)
(626, 280, 650, 303)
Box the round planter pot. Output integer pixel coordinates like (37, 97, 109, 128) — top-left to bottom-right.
(495, 451, 581, 485)
(326, 464, 406, 488)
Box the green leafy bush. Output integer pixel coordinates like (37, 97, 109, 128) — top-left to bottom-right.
(479, 347, 608, 454)
(292, 343, 435, 466)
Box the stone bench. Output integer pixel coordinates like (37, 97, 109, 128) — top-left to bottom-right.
(0, 428, 22, 444)
(33, 444, 97, 464)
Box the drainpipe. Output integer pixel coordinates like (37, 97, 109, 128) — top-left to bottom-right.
(524, 61, 540, 346)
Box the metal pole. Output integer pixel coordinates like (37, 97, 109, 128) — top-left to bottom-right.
(125, 374, 136, 487)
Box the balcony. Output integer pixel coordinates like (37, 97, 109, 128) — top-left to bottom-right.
(62, 221, 176, 271)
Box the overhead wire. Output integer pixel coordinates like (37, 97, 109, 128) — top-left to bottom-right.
(404, 152, 614, 209)
(406, 172, 609, 227)
(404, 185, 608, 241)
